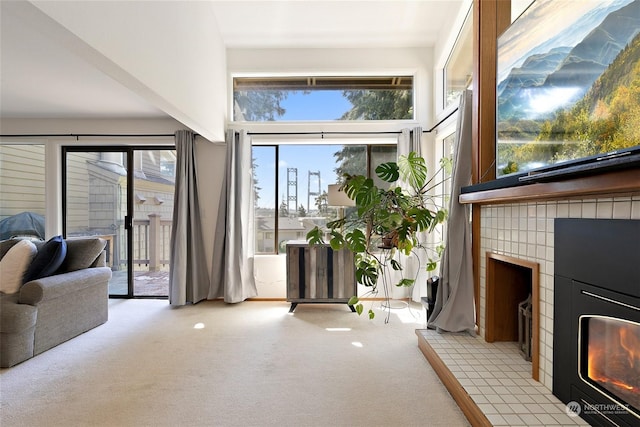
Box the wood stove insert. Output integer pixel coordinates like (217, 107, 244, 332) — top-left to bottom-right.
(553, 218, 640, 426)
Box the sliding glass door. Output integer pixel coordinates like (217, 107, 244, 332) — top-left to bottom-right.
(63, 147, 175, 298)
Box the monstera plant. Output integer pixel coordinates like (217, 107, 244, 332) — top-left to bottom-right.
(306, 151, 449, 319)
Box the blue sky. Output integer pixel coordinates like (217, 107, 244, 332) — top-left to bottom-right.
(279, 90, 353, 120)
(253, 90, 356, 211)
(254, 144, 346, 211)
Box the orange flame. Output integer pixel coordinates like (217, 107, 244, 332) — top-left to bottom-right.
(588, 320, 640, 398)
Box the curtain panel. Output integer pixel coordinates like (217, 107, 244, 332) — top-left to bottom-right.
(210, 130, 258, 303)
(169, 130, 211, 306)
(428, 89, 475, 334)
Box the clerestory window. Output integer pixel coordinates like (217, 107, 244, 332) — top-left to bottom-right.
(234, 76, 414, 121)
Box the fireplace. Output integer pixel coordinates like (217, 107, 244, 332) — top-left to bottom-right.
(553, 218, 640, 426)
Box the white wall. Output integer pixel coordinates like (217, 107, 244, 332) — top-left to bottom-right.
(26, 1, 227, 142)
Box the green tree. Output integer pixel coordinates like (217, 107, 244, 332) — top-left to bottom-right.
(279, 200, 288, 217)
(333, 146, 366, 183)
(340, 90, 413, 120)
(252, 157, 261, 205)
(298, 204, 307, 217)
(333, 90, 411, 178)
(315, 191, 329, 214)
(234, 90, 288, 121)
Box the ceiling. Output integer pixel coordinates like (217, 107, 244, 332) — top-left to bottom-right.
(0, 0, 463, 120)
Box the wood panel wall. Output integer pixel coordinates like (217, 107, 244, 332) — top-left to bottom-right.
(472, 0, 511, 325)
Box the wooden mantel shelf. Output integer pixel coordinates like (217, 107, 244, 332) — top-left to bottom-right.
(460, 168, 640, 205)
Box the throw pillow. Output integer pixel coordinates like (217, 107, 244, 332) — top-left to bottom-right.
(0, 240, 37, 294)
(22, 235, 67, 283)
(58, 238, 106, 273)
(0, 239, 20, 260)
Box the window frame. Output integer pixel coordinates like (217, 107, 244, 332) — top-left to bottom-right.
(232, 74, 417, 123)
(253, 141, 398, 255)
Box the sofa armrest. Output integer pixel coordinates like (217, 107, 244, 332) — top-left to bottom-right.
(19, 267, 112, 306)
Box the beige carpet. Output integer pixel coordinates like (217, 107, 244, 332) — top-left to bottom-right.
(0, 299, 469, 427)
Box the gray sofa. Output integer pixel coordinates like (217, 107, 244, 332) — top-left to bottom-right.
(0, 237, 112, 368)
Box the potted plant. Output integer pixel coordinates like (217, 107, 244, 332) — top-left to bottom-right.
(306, 151, 449, 319)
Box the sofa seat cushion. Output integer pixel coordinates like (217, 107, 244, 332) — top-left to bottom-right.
(23, 235, 67, 283)
(0, 294, 37, 333)
(0, 240, 37, 295)
(58, 238, 106, 273)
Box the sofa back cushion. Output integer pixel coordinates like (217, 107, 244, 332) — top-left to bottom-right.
(0, 240, 37, 294)
(58, 238, 106, 273)
(23, 235, 67, 283)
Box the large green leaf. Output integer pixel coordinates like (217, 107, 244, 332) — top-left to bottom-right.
(306, 226, 325, 245)
(407, 207, 434, 232)
(343, 175, 366, 200)
(345, 228, 367, 253)
(355, 260, 379, 287)
(354, 178, 378, 207)
(398, 151, 427, 189)
(329, 230, 345, 250)
(390, 259, 403, 271)
(397, 278, 415, 287)
(375, 162, 399, 183)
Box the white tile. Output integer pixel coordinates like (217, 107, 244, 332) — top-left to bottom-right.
(500, 394, 521, 404)
(477, 403, 498, 414)
(613, 200, 632, 219)
(534, 413, 560, 425)
(516, 394, 535, 404)
(596, 200, 613, 218)
(557, 202, 569, 218)
(494, 403, 516, 414)
(632, 200, 640, 219)
(582, 201, 596, 218)
(502, 414, 527, 426)
(486, 394, 505, 404)
(569, 203, 582, 217)
(470, 394, 489, 404)
(519, 413, 542, 425)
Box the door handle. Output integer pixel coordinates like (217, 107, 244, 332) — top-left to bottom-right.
(124, 215, 132, 230)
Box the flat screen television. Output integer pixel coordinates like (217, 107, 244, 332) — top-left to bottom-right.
(495, 0, 640, 184)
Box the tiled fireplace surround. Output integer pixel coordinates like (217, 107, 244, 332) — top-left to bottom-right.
(478, 192, 640, 390)
(417, 192, 640, 425)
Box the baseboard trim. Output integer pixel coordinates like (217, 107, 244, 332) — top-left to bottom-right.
(415, 330, 491, 427)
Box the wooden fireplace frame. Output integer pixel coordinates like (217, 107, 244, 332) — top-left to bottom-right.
(485, 252, 539, 381)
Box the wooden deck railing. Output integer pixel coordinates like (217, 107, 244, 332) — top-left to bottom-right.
(132, 213, 172, 271)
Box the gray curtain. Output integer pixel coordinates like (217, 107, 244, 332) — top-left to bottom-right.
(429, 90, 475, 334)
(396, 128, 427, 301)
(169, 130, 211, 306)
(210, 130, 258, 303)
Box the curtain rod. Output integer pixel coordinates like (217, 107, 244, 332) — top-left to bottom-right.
(245, 130, 402, 136)
(424, 107, 459, 133)
(1, 110, 458, 139)
(245, 108, 460, 137)
(0, 133, 179, 138)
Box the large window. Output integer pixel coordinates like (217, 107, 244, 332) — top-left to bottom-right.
(234, 76, 414, 121)
(253, 143, 397, 254)
(444, 5, 473, 111)
(0, 144, 46, 239)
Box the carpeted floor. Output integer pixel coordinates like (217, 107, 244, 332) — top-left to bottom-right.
(0, 299, 469, 427)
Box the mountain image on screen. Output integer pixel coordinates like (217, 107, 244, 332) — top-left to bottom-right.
(496, 0, 640, 176)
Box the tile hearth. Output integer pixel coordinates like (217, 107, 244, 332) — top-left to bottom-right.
(417, 329, 589, 426)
